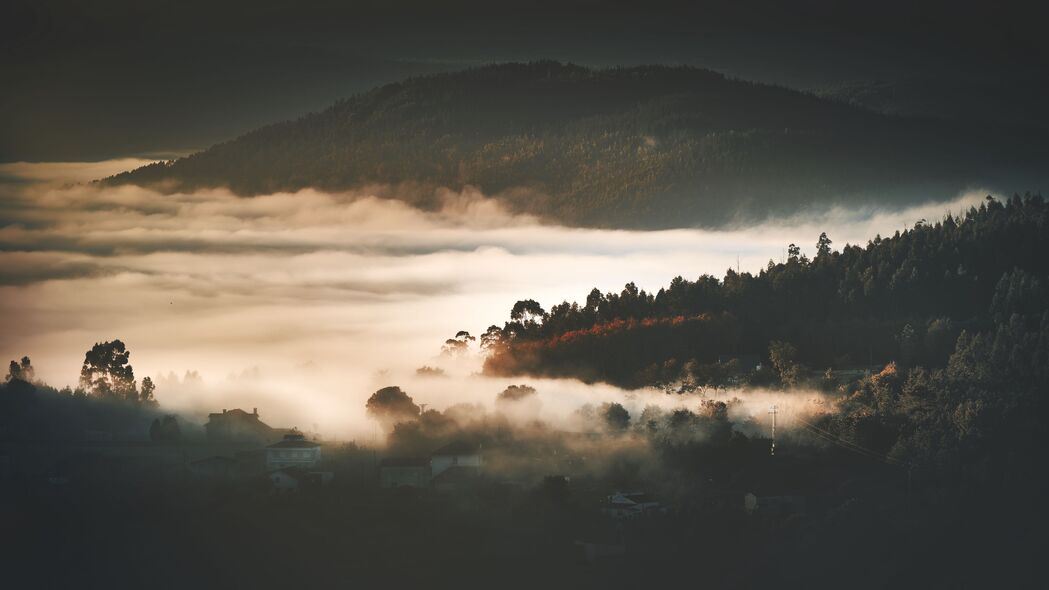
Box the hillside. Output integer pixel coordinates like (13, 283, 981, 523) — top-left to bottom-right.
(107, 62, 1049, 228)
(481, 194, 1049, 388)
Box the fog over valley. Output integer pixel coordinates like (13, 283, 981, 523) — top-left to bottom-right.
(0, 160, 991, 436)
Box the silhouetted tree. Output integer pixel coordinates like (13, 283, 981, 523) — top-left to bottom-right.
(602, 402, 630, 433)
(140, 376, 157, 404)
(5, 356, 34, 383)
(816, 232, 833, 258)
(79, 340, 137, 400)
(149, 415, 181, 442)
(366, 386, 421, 431)
(442, 330, 476, 355)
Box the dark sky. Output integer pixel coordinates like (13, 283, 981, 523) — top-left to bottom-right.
(3, 0, 1047, 161)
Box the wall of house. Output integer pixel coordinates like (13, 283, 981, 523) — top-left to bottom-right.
(266, 447, 320, 470)
(430, 453, 481, 477)
(380, 466, 430, 488)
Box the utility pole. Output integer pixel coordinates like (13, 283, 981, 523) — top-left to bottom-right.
(769, 405, 778, 456)
(419, 403, 428, 414)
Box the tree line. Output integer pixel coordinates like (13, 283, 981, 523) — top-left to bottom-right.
(480, 194, 1049, 389)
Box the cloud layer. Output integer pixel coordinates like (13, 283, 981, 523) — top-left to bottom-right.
(0, 160, 993, 435)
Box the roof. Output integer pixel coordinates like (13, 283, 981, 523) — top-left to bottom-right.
(608, 492, 658, 505)
(267, 439, 320, 449)
(432, 440, 480, 456)
(207, 408, 259, 419)
(432, 465, 480, 484)
(380, 456, 430, 468)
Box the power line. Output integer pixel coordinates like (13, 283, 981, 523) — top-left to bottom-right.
(795, 416, 914, 468)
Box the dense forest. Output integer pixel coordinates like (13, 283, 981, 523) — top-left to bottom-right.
(476, 193, 1049, 513)
(105, 62, 1049, 228)
(482, 193, 1048, 388)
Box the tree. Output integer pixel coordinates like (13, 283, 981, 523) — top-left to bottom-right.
(442, 330, 476, 355)
(602, 402, 630, 433)
(140, 376, 157, 404)
(149, 415, 181, 442)
(768, 341, 802, 387)
(816, 232, 833, 258)
(366, 386, 421, 431)
(495, 384, 541, 420)
(479, 325, 504, 351)
(5, 356, 34, 383)
(496, 384, 538, 402)
(510, 299, 546, 323)
(79, 340, 137, 400)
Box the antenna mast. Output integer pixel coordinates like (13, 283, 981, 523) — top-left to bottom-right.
(769, 405, 778, 456)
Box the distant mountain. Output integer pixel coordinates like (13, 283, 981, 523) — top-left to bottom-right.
(107, 62, 1049, 228)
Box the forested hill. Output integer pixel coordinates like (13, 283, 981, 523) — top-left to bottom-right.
(481, 194, 1049, 388)
(106, 62, 1048, 229)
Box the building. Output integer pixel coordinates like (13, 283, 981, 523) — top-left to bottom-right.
(268, 467, 332, 493)
(431, 465, 481, 493)
(265, 432, 321, 470)
(430, 440, 482, 478)
(602, 491, 666, 519)
(204, 408, 274, 444)
(379, 457, 431, 489)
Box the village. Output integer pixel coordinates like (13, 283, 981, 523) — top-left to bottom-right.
(0, 401, 823, 566)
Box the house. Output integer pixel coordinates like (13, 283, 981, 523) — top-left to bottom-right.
(744, 492, 806, 516)
(379, 457, 431, 489)
(204, 408, 275, 444)
(601, 491, 666, 519)
(431, 465, 481, 493)
(266, 432, 321, 470)
(430, 440, 482, 477)
(269, 467, 306, 493)
(267, 467, 333, 493)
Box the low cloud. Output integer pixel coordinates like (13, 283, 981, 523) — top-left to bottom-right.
(0, 159, 994, 436)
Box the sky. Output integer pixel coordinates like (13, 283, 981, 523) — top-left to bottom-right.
(0, 159, 993, 437)
(4, 0, 1047, 161)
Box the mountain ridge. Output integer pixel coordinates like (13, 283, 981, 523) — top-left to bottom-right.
(106, 61, 1049, 228)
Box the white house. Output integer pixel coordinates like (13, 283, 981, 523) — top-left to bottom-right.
(379, 457, 431, 488)
(266, 432, 321, 470)
(430, 441, 482, 478)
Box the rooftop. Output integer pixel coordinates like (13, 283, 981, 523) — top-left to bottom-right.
(267, 433, 320, 449)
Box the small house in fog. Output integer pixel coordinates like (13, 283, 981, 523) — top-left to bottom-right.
(602, 491, 666, 519)
(430, 441, 482, 478)
(205, 408, 275, 444)
(266, 432, 321, 470)
(379, 457, 431, 488)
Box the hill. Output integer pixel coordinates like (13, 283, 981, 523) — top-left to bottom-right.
(481, 194, 1049, 388)
(107, 62, 1049, 228)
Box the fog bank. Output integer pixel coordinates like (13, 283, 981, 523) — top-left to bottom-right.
(0, 160, 993, 436)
